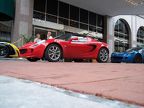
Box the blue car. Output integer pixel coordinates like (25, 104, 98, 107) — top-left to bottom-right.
(111, 47, 144, 63)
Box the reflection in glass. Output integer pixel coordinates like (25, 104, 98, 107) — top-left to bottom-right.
(114, 19, 129, 52)
(137, 27, 144, 46)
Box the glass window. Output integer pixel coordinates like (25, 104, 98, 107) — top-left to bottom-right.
(97, 15, 104, 27)
(115, 21, 119, 32)
(80, 9, 88, 24)
(70, 20, 79, 28)
(47, 0, 58, 15)
(58, 18, 69, 25)
(34, 0, 46, 12)
(59, 1, 69, 18)
(33, 11, 45, 20)
(46, 14, 57, 23)
(114, 19, 130, 52)
(70, 5, 79, 21)
(97, 27, 103, 34)
(89, 12, 96, 26)
(137, 26, 144, 45)
(89, 25, 96, 32)
(0, 21, 13, 42)
(80, 23, 88, 30)
(115, 20, 129, 34)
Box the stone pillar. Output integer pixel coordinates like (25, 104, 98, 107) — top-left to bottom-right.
(12, 0, 34, 46)
(103, 16, 108, 43)
(106, 16, 115, 57)
(130, 16, 137, 47)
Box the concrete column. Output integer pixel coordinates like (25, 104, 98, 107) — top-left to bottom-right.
(12, 0, 34, 46)
(103, 16, 108, 43)
(130, 16, 137, 47)
(106, 16, 115, 56)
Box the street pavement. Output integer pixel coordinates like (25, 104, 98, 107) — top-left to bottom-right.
(0, 76, 139, 108)
(0, 59, 144, 107)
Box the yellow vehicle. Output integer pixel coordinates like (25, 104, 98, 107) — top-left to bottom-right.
(0, 42, 19, 58)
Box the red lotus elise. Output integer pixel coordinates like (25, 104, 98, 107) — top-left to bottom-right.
(19, 33, 109, 62)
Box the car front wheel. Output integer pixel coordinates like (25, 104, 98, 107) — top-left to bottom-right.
(97, 48, 109, 63)
(44, 44, 62, 62)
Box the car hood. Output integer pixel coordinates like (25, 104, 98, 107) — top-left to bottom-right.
(20, 42, 35, 48)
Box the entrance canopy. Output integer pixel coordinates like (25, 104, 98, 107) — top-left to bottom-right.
(60, 0, 144, 16)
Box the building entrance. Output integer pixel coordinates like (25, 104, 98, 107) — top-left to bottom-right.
(33, 27, 57, 40)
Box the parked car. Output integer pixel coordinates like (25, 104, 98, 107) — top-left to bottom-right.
(19, 33, 109, 62)
(111, 47, 144, 63)
(0, 42, 19, 58)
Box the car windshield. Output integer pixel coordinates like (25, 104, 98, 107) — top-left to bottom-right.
(126, 47, 142, 52)
(55, 34, 73, 41)
(55, 33, 86, 41)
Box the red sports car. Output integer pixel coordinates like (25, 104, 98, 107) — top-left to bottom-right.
(19, 33, 109, 62)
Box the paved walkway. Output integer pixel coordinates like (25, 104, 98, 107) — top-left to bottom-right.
(1, 76, 138, 108)
(0, 60, 144, 107)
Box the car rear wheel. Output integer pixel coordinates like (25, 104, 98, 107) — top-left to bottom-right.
(45, 44, 62, 62)
(134, 54, 142, 63)
(27, 58, 39, 62)
(97, 48, 109, 63)
(0, 45, 9, 58)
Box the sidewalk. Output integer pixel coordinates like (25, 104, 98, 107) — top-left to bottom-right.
(0, 60, 144, 107)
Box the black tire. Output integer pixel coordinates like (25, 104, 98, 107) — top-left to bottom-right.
(0, 44, 9, 58)
(27, 58, 39, 62)
(97, 48, 109, 63)
(133, 54, 142, 63)
(111, 61, 121, 63)
(74, 59, 83, 62)
(44, 44, 62, 62)
(64, 59, 72, 62)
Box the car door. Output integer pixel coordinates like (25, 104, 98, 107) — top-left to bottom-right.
(64, 36, 95, 58)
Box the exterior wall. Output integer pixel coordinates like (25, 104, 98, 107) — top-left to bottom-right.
(106, 16, 115, 57)
(12, 0, 34, 46)
(33, 19, 100, 35)
(12, 0, 144, 53)
(107, 15, 144, 55)
(33, 0, 105, 41)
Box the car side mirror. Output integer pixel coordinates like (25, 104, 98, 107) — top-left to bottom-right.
(69, 37, 78, 42)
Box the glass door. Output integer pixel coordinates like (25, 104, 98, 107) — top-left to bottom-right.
(33, 27, 57, 40)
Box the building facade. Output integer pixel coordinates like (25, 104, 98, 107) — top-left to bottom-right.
(0, 0, 144, 55)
